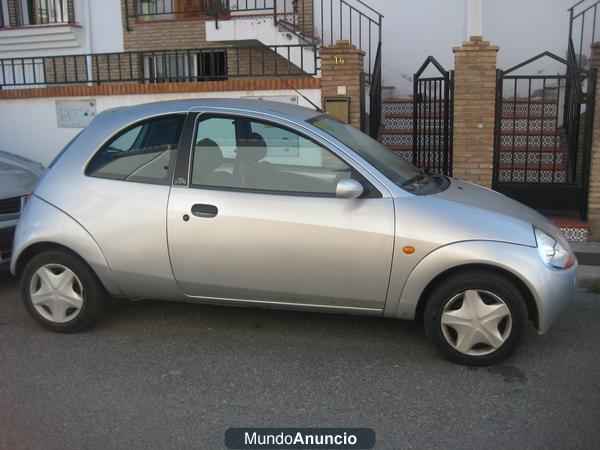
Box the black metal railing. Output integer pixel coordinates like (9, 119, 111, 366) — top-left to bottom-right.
(22, 0, 75, 26)
(569, 0, 600, 69)
(0, 44, 317, 88)
(228, 0, 274, 12)
(412, 56, 453, 176)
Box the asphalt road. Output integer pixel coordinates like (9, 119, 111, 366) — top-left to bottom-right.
(1, 271, 599, 450)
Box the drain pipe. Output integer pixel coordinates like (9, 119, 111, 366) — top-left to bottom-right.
(85, 0, 93, 85)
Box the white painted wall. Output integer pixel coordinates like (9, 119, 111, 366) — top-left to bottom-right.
(0, 90, 322, 165)
(89, 0, 124, 53)
(367, 0, 466, 95)
(367, 0, 573, 96)
(0, 0, 123, 58)
(483, 0, 571, 76)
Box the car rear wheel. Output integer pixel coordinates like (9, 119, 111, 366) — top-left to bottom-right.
(21, 251, 105, 333)
(424, 270, 528, 366)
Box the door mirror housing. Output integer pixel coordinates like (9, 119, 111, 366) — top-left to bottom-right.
(336, 178, 364, 199)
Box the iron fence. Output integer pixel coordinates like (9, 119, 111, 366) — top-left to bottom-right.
(0, 44, 317, 88)
(493, 51, 596, 218)
(412, 56, 453, 176)
(569, 0, 600, 69)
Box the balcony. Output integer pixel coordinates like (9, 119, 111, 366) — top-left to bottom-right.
(127, 0, 231, 22)
(0, 1, 80, 58)
(0, 43, 317, 89)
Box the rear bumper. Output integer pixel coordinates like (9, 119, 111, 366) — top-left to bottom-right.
(0, 222, 17, 271)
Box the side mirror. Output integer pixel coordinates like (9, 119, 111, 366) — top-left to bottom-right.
(336, 178, 364, 199)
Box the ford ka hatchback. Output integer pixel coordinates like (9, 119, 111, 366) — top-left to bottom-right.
(11, 99, 577, 366)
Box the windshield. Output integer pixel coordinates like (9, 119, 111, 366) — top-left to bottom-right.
(309, 115, 421, 185)
(309, 115, 449, 194)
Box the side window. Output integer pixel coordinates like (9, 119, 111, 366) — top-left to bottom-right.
(191, 116, 353, 195)
(87, 115, 185, 185)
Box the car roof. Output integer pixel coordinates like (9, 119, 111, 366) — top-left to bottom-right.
(100, 98, 322, 123)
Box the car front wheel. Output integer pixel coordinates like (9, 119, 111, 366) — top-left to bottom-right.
(21, 250, 105, 333)
(424, 270, 528, 366)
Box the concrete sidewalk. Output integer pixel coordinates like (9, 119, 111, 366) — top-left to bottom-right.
(570, 242, 600, 289)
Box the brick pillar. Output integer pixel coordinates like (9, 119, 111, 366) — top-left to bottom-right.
(452, 36, 499, 187)
(587, 43, 600, 239)
(320, 41, 365, 129)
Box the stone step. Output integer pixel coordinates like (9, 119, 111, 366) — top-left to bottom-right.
(498, 149, 564, 165)
(500, 118, 560, 133)
(499, 134, 560, 148)
(549, 216, 589, 242)
(497, 167, 566, 183)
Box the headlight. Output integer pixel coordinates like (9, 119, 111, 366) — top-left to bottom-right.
(534, 227, 575, 269)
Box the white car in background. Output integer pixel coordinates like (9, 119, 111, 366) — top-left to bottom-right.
(0, 151, 45, 270)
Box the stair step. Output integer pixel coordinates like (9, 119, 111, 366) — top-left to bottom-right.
(500, 131, 560, 137)
(498, 163, 565, 170)
(502, 99, 559, 105)
(500, 149, 562, 155)
(548, 216, 589, 242)
(499, 134, 560, 147)
(500, 118, 560, 132)
(499, 152, 564, 165)
(383, 98, 413, 103)
(497, 168, 566, 183)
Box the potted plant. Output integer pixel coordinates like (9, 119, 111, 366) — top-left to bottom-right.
(208, 0, 231, 20)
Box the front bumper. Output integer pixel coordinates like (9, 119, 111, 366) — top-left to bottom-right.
(531, 260, 578, 334)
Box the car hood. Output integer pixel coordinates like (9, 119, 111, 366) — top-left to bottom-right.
(0, 151, 45, 199)
(433, 178, 569, 247)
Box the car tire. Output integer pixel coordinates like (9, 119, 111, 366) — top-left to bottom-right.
(424, 269, 528, 366)
(21, 250, 105, 333)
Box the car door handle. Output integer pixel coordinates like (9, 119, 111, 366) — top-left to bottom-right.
(191, 204, 218, 218)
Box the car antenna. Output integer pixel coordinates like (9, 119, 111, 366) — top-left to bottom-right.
(280, 77, 324, 113)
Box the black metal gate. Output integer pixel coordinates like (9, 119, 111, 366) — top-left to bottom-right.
(493, 51, 596, 218)
(412, 56, 454, 176)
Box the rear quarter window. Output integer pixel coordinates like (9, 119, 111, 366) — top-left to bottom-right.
(86, 114, 185, 185)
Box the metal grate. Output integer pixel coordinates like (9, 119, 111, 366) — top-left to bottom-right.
(0, 196, 22, 215)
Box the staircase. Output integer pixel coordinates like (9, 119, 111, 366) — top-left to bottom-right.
(206, 14, 319, 75)
(498, 99, 566, 184)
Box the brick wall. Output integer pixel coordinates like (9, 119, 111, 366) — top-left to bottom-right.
(587, 43, 600, 239)
(227, 47, 305, 77)
(320, 41, 364, 129)
(120, 0, 304, 79)
(121, 0, 216, 51)
(452, 36, 499, 187)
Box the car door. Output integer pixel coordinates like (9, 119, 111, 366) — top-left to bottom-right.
(76, 113, 187, 299)
(167, 112, 395, 310)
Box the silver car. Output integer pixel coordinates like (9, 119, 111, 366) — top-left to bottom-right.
(11, 99, 577, 365)
(0, 151, 45, 271)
